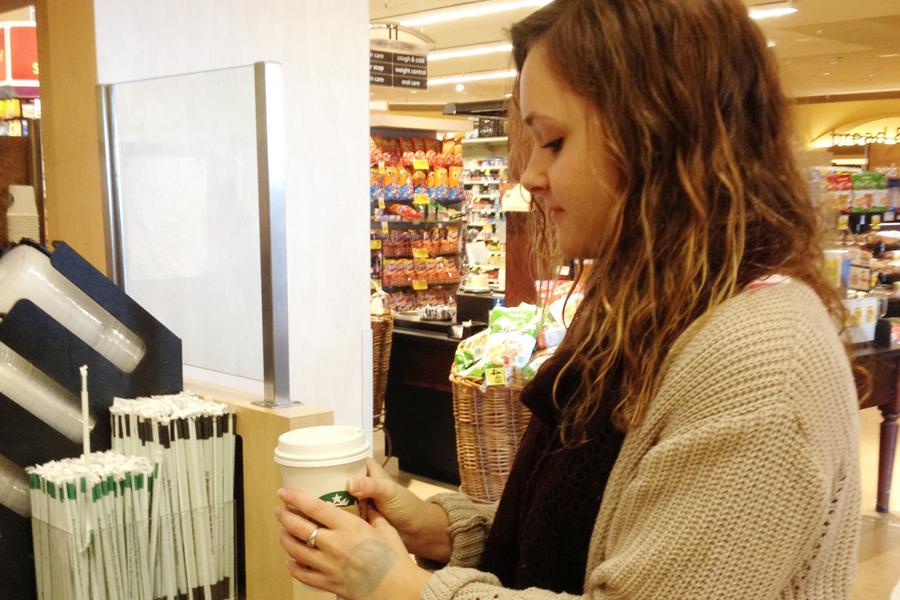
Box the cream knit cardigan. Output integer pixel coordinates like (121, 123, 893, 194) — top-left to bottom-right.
(421, 280, 860, 599)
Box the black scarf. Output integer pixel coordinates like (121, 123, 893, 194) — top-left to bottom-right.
(479, 353, 625, 594)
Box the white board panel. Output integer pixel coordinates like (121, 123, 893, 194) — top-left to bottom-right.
(113, 66, 263, 383)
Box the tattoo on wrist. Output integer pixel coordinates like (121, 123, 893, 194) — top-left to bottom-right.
(342, 539, 397, 598)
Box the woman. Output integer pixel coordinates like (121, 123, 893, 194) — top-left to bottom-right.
(275, 0, 860, 598)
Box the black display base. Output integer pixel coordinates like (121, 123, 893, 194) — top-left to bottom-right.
(384, 327, 461, 486)
(0, 241, 183, 599)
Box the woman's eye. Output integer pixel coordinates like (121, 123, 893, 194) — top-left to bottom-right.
(542, 138, 564, 153)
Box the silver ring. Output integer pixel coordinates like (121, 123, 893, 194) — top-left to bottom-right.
(306, 527, 319, 549)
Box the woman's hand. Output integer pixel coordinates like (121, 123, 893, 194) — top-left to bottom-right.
(276, 488, 431, 600)
(347, 459, 452, 562)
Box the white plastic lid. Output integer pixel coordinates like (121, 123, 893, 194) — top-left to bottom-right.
(274, 426, 370, 468)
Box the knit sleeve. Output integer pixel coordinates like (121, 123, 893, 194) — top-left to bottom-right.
(420, 404, 830, 600)
(419, 492, 498, 569)
(584, 402, 830, 599)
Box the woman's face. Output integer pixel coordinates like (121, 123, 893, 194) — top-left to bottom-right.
(518, 42, 617, 259)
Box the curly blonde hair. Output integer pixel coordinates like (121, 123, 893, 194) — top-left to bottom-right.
(509, 0, 844, 444)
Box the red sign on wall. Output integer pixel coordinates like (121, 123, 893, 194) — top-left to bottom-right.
(0, 31, 6, 80)
(9, 26, 38, 82)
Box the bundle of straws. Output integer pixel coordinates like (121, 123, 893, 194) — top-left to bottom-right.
(27, 451, 159, 600)
(110, 393, 236, 600)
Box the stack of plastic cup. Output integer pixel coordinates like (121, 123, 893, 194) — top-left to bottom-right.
(0, 245, 146, 372)
(0, 340, 91, 443)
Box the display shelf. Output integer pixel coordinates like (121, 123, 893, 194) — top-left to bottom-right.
(840, 207, 893, 215)
(383, 250, 461, 258)
(371, 197, 465, 205)
(462, 136, 508, 145)
(371, 219, 465, 229)
(463, 179, 502, 185)
(382, 279, 462, 289)
(370, 131, 468, 313)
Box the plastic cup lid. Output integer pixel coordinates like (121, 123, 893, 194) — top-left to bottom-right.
(274, 425, 370, 468)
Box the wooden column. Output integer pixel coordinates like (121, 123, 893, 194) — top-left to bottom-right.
(505, 211, 536, 306)
(34, 0, 109, 273)
(185, 381, 334, 600)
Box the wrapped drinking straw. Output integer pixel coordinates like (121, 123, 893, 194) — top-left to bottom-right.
(110, 393, 236, 599)
(27, 452, 157, 600)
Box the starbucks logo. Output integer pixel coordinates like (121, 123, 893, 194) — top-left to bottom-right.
(319, 491, 358, 507)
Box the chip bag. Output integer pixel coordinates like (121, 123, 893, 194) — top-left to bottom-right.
(483, 332, 536, 369)
(454, 328, 489, 370)
(489, 303, 542, 337)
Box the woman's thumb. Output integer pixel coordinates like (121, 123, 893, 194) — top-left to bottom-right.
(365, 457, 390, 479)
(347, 473, 394, 502)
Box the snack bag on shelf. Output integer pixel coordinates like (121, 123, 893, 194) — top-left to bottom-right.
(826, 173, 852, 191)
(398, 168, 413, 200)
(384, 166, 400, 200)
(447, 228, 460, 252)
(369, 138, 382, 165)
(453, 143, 464, 165)
(413, 170, 427, 196)
(435, 167, 449, 201)
(830, 190, 852, 212)
(370, 169, 384, 200)
(370, 250, 383, 280)
(889, 179, 900, 209)
(388, 203, 422, 221)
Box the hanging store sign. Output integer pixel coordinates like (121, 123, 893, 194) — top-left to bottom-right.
(370, 39, 428, 90)
(830, 128, 900, 147)
(811, 118, 900, 148)
(0, 23, 39, 97)
(9, 26, 38, 81)
(0, 30, 5, 81)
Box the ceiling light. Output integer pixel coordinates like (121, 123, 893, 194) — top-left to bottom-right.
(455, 84, 465, 92)
(878, 53, 900, 59)
(429, 69, 518, 86)
(505, 93, 513, 98)
(767, 40, 777, 48)
(748, 2, 797, 20)
(429, 43, 513, 62)
(398, 0, 552, 28)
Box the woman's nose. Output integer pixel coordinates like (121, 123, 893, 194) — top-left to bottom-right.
(520, 153, 547, 195)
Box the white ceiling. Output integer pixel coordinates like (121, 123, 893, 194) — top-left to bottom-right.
(370, 0, 900, 108)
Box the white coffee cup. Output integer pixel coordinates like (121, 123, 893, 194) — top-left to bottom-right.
(274, 425, 370, 516)
(275, 426, 370, 600)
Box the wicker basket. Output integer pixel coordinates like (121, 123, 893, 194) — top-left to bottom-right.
(450, 373, 532, 503)
(371, 284, 393, 428)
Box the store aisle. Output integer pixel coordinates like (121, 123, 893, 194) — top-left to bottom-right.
(855, 407, 900, 600)
(376, 407, 900, 598)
